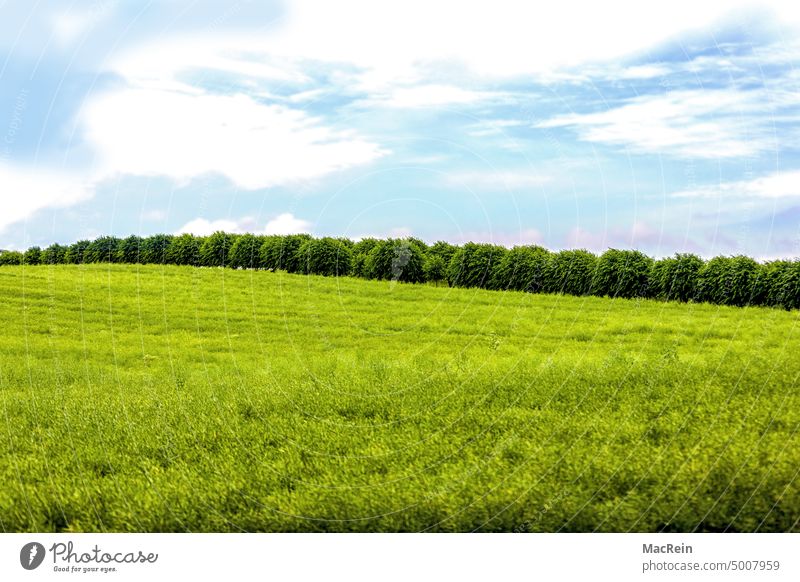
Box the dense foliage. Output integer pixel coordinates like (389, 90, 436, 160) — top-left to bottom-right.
(297, 237, 353, 277)
(3, 231, 800, 309)
(42, 243, 68, 265)
(140, 234, 173, 265)
(364, 238, 427, 283)
(590, 249, 653, 299)
(491, 245, 551, 292)
(447, 242, 507, 289)
(544, 249, 597, 295)
(260, 234, 311, 273)
(228, 234, 264, 269)
(117, 236, 143, 264)
(167, 234, 202, 266)
(650, 253, 704, 302)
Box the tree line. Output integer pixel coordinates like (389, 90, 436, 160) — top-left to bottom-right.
(1, 232, 798, 309)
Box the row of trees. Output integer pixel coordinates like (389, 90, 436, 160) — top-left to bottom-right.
(1, 233, 798, 309)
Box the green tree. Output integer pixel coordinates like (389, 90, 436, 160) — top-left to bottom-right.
(199, 231, 237, 267)
(117, 235, 143, 264)
(752, 260, 793, 307)
(335, 237, 355, 249)
(423, 254, 447, 285)
(22, 246, 42, 265)
(0, 250, 23, 266)
(649, 253, 703, 302)
(42, 243, 68, 265)
(590, 249, 654, 299)
(491, 245, 551, 292)
(85, 236, 121, 263)
(228, 234, 264, 269)
(364, 238, 426, 283)
(351, 238, 381, 278)
(141, 234, 174, 264)
(778, 260, 800, 310)
(428, 241, 458, 266)
(259, 234, 311, 273)
(543, 249, 597, 296)
(544, 249, 597, 296)
(447, 243, 507, 289)
(65, 240, 90, 264)
(166, 234, 201, 266)
(696, 255, 760, 307)
(726, 256, 761, 307)
(297, 237, 352, 276)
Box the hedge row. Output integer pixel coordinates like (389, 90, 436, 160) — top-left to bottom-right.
(1, 233, 799, 309)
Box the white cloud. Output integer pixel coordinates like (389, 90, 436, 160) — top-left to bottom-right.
(269, 0, 798, 79)
(176, 213, 312, 236)
(537, 87, 796, 158)
(108, 36, 309, 88)
(362, 85, 503, 109)
(0, 163, 94, 233)
(80, 87, 387, 190)
(671, 170, 800, 199)
(175, 218, 242, 236)
(104, 1, 800, 102)
(264, 213, 312, 235)
(8, 0, 800, 236)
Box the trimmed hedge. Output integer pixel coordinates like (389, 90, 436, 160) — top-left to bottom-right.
(423, 255, 447, 284)
(696, 255, 761, 307)
(591, 249, 653, 299)
(117, 236, 143, 264)
(447, 243, 507, 289)
(42, 244, 68, 265)
(5, 233, 800, 310)
(492, 245, 551, 292)
(200, 232, 236, 267)
(228, 234, 264, 269)
(23, 246, 42, 266)
(85, 236, 121, 264)
(351, 238, 380, 278)
(260, 234, 310, 273)
(297, 237, 352, 277)
(167, 234, 202, 266)
(365, 239, 426, 283)
(141, 235, 173, 265)
(65, 240, 90, 264)
(0, 250, 23, 266)
(650, 253, 703, 302)
(779, 262, 800, 310)
(752, 261, 790, 307)
(544, 249, 597, 296)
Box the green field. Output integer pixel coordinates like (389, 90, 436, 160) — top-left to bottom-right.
(0, 264, 798, 532)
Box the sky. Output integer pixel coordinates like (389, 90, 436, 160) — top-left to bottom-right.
(1, 0, 799, 259)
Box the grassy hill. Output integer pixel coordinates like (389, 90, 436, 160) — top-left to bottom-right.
(0, 264, 798, 532)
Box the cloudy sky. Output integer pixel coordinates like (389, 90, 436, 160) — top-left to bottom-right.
(1, 0, 799, 258)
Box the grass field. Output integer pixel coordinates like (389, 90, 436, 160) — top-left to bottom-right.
(0, 264, 799, 532)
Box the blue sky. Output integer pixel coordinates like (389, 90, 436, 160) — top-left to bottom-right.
(1, 0, 799, 258)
